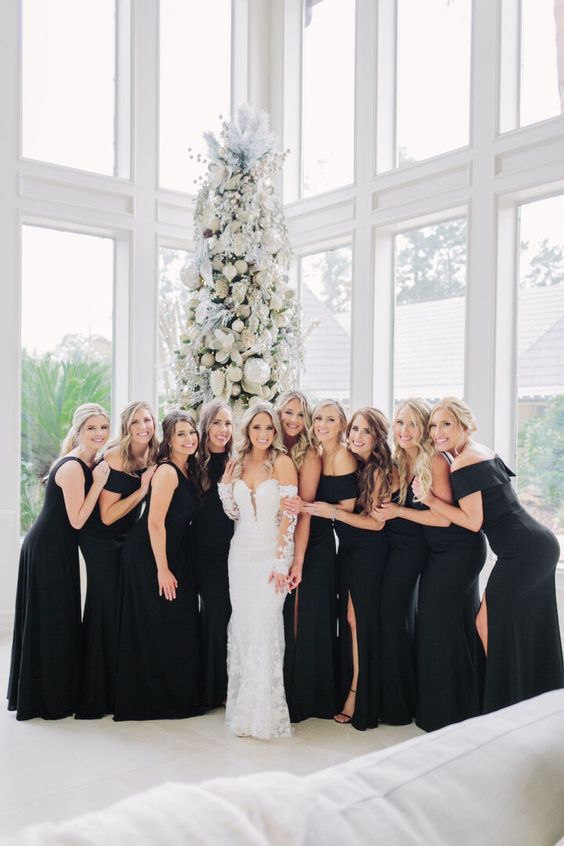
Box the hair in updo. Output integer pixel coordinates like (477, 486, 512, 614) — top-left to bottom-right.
(275, 389, 314, 470)
(430, 397, 477, 455)
(311, 399, 348, 447)
(58, 403, 110, 459)
(157, 409, 200, 484)
(231, 402, 286, 479)
(346, 407, 393, 514)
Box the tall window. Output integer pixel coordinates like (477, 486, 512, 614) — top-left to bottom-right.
(300, 246, 352, 404)
(520, 0, 563, 127)
(396, 0, 471, 166)
(158, 245, 190, 413)
(159, 0, 231, 193)
(302, 0, 355, 197)
(23, 0, 116, 174)
(21, 226, 114, 533)
(393, 219, 467, 404)
(517, 195, 564, 553)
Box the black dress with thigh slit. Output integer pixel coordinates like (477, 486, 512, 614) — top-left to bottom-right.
(192, 451, 234, 709)
(114, 463, 203, 720)
(334, 481, 388, 731)
(76, 468, 145, 719)
(8, 457, 91, 720)
(283, 473, 349, 722)
(451, 457, 564, 713)
(416, 454, 487, 732)
(379, 484, 429, 725)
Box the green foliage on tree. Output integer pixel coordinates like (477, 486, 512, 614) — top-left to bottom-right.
(521, 238, 564, 288)
(517, 395, 564, 513)
(396, 219, 467, 304)
(314, 248, 352, 313)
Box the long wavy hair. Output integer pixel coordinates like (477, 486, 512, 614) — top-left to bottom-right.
(430, 396, 477, 455)
(198, 398, 233, 491)
(393, 398, 434, 504)
(311, 398, 348, 449)
(104, 400, 159, 476)
(58, 403, 110, 459)
(346, 407, 393, 514)
(157, 409, 200, 485)
(231, 402, 286, 479)
(274, 389, 315, 470)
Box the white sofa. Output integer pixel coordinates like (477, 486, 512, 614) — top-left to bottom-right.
(7, 690, 564, 846)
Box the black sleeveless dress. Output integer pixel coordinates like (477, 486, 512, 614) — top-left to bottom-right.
(283, 473, 347, 721)
(417, 454, 487, 732)
(77, 468, 145, 719)
(192, 452, 234, 709)
(451, 456, 564, 713)
(8, 456, 92, 720)
(114, 463, 203, 720)
(334, 477, 388, 731)
(379, 484, 429, 725)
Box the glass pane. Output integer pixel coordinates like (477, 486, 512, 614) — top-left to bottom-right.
(521, 0, 563, 126)
(23, 0, 115, 174)
(397, 0, 471, 166)
(21, 227, 113, 534)
(158, 246, 190, 413)
(302, 0, 355, 197)
(517, 195, 564, 559)
(393, 219, 467, 403)
(160, 0, 231, 193)
(300, 246, 352, 404)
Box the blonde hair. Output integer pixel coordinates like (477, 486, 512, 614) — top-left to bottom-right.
(430, 396, 477, 455)
(232, 402, 286, 478)
(393, 398, 434, 503)
(275, 389, 314, 470)
(58, 403, 110, 459)
(198, 398, 233, 491)
(346, 407, 393, 514)
(105, 401, 159, 476)
(311, 398, 348, 448)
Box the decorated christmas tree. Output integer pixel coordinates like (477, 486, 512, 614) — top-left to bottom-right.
(175, 105, 302, 415)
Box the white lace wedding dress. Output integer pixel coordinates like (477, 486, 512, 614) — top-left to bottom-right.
(218, 477, 297, 739)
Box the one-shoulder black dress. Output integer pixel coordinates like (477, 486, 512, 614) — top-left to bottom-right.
(335, 477, 388, 731)
(417, 455, 487, 732)
(451, 456, 564, 713)
(192, 451, 234, 709)
(379, 484, 429, 725)
(77, 468, 145, 719)
(114, 463, 203, 720)
(8, 456, 92, 720)
(283, 473, 348, 721)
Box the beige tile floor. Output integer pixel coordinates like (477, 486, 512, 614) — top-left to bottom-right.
(0, 634, 422, 839)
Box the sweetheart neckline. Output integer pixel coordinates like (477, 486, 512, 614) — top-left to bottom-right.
(234, 477, 279, 494)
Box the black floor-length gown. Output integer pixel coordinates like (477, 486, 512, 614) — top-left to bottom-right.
(76, 468, 145, 719)
(114, 463, 203, 720)
(192, 452, 234, 709)
(284, 473, 347, 721)
(8, 457, 92, 720)
(451, 456, 564, 713)
(417, 455, 487, 732)
(335, 491, 388, 731)
(379, 485, 429, 725)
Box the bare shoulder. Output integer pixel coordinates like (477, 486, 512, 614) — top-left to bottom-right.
(431, 453, 451, 478)
(275, 453, 298, 484)
(334, 447, 357, 473)
(152, 462, 179, 486)
(104, 448, 124, 471)
(451, 442, 494, 471)
(303, 446, 322, 470)
(54, 457, 85, 483)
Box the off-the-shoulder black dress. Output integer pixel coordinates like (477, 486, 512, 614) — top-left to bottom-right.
(451, 456, 564, 713)
(77, 467, 145, 718)
(284, 473, 349, 721)
(114, 463, 203, 720)
(379, 484, 429, 725)
(334, 475, 388, 731)
(192, 451, 234, 709)
(8, 456, 91, 720)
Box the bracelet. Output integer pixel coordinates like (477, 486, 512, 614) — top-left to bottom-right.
(331, 506, 338, 522)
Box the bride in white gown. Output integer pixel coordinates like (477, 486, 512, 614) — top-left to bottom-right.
(218, 402, 298, 739)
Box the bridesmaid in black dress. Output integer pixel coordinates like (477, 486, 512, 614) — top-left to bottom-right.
(114, 410, 203, 720)
(193, 399, 234, 710)
(304, 407, 391, 730)
(284, 399, 354, 722)
(8, 404, 110, 720)
(377, 399, 432, 725)
(375, 434, 486, 732)
(415, 397, 564, 713)
(76, 401, 158, 718)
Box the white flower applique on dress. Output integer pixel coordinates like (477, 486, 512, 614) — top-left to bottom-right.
(219, 477, 297, 739)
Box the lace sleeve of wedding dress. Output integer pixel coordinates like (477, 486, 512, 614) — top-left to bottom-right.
(272, 484, 298, 574)
(217, 482, 239, 520)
